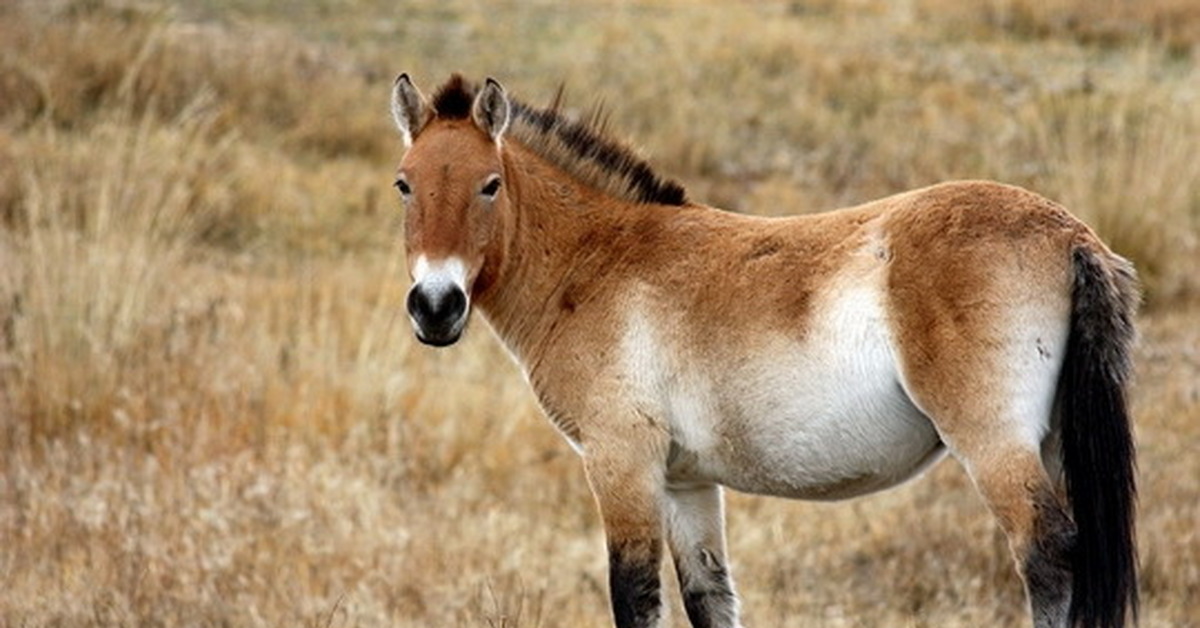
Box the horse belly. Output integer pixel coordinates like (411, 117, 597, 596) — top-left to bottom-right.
(702, 371, 945, 500)
(664, 288, 945, 500)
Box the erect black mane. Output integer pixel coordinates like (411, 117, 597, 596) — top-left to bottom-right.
(430, 74, 474, 120)
(428, 74, 687, 207)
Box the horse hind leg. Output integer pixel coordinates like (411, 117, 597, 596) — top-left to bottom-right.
(965, 447, 1075, 627)
(974, 243, 1132, 624)
(896, 323, 1078, 625)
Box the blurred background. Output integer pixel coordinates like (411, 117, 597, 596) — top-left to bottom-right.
(1, 1, 1197, 625)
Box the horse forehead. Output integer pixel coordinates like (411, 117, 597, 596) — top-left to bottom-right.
(405, 120, 498, 176)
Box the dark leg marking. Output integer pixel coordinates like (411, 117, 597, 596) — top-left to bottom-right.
(1024, 492, 1077, 627)
(609, 539, 662, 628)
(678, 549, 738, 628)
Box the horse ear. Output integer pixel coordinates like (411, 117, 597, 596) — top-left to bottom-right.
(391, 73, 429, 147)
(472, 77, 510, 142)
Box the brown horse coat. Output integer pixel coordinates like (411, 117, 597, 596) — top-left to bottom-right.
(389, 74, 1138, 628)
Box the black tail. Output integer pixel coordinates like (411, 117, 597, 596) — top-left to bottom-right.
(1061, 246, 1140, 628)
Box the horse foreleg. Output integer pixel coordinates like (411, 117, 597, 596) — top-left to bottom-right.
(585, 444, 668, 628)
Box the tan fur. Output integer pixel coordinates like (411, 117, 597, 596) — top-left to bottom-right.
(883, 183, 1078, 431)
(397, 119, 505, 283)
(876, 183, 1090, 553)
(392, 76, 1137, 628)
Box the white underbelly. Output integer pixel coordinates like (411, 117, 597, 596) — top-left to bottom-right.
(648, 283, 945, 500)
(665, 375, 945, 500)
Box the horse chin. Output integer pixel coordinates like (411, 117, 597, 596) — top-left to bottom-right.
(412, 318, 466, 347)
(414, 330, 462, 348)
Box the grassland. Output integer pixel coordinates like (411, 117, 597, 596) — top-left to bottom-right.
(1, 0, 1197, 626)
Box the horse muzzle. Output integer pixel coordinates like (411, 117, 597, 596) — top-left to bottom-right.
(406, 282, 468, 347)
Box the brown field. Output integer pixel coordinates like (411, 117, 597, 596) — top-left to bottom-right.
(1, 0, 1198, 626)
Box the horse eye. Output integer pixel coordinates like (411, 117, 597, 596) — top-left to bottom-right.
(480, 176, 502, 199)
(394, 178, 412, 196)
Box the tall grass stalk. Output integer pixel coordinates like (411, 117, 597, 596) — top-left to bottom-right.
(2, 106, 217, 443)
(1017, 85, 1200, 301)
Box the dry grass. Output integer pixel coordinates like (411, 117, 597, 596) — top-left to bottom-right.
(1, 0, 1197, 626)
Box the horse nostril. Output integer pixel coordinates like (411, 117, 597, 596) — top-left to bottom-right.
(445, 288, 466, 319)
(406, 287, 431, 321)
(407, 284, 467, 326)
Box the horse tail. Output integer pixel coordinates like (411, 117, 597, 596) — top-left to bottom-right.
(1060, 244, 1140, 628)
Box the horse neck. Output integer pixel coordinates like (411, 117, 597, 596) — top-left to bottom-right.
(474, 142, 649, 365)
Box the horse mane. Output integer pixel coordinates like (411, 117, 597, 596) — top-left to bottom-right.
(429, 75, 688, 206)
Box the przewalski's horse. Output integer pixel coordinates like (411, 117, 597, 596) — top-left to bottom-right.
(389, 74, 1139, 628)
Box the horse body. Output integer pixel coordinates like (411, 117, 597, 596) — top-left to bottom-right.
(486, 172, 1070, 503)
(389, 74, 1139, 628)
